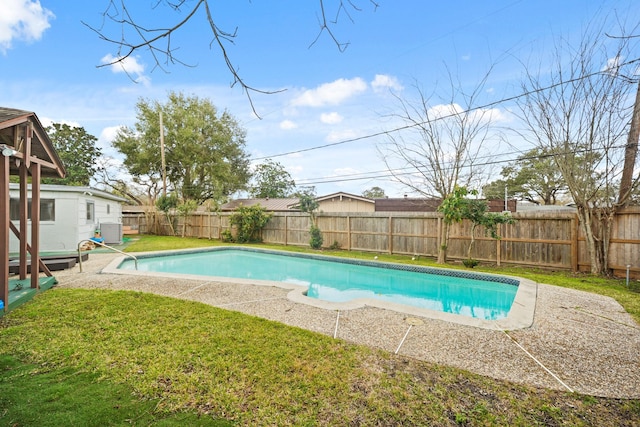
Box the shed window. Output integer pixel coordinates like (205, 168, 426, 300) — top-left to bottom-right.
(10, 198, 55, 221)
(86, 201, 95, 223)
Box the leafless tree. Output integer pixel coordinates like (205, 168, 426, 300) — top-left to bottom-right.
(379, 68, 502, 263)
(94, 156, 159, 206)
(517, 22, 640, 275)
(84, 0, 378, 117)
(95, 156, 167, 234)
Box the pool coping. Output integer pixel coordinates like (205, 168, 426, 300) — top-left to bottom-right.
(102, 246, 537, 331)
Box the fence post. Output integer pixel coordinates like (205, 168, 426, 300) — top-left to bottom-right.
(388, 215, 393, 254)
(437, 217, 442, 255)
(347, 215, 351, 250)
(496, 223, 502, 266)
(284, 214, 288, 246)
(571, 215, 579, 272)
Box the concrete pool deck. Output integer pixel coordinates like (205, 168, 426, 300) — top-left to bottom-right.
(53, 252, 640, 399)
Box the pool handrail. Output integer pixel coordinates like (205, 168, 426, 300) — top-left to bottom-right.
(77, 239, 138, 272)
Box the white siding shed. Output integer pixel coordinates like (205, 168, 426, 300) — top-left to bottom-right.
(9, 184, 128, 252)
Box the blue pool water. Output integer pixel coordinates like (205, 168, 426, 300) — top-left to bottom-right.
(118, 248, 518, 320)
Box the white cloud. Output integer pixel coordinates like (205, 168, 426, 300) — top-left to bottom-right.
(99, 125, 123, 144)
(602, 55, 622, 76)
(39, 117, 81, 129)
(135, 74, 152, 86)
(100, 53, 150, 85)
(328, 167, 362, 189)
(0, 0, 54, 53)
(332, 167, 360, 176)
(475, 107, 509, 124)
(325, 129, 358, 143)
(371, 74, 403, 93)
(279, 119, 297, 130)
(320, 112, 343, 124)
(292, 77, 367, 107)
(428, 103, 508, 124)
(288, 165, 303, 173)
(427, 103, 464, 119)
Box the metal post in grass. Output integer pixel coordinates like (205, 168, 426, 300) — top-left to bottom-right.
(627, 265, 631, 288)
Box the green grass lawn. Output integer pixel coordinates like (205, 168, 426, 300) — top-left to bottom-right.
(1, 235, 638, 426)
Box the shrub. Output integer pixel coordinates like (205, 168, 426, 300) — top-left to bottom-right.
(155, 194, 180, 236)
(221, 229, 234, 243)
(462, 258, 479, 268)
(309, 225, 323, 249)
(228, 205, 273, 243)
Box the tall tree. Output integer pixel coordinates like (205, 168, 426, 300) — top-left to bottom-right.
(379, 69, 501, 264)
(112, 91, 250, 205)
(362, 186, 386, 199)
(44, 123, 101, 186)
(517, 21, 637, 275)
(249, 159, 296, 198)
(482, 147, 567, 205)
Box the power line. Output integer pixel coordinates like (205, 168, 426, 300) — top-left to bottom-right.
(253, 56, 640, 161)
(294, 145, 539, 184)
(295, 143, 630, 186)
(243, 0, 525, 126)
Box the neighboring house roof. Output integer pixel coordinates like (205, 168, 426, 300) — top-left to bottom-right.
(487, 199, 517, 212)
(375, 197, 517, 213)
(0, 107, 66, 179)
(221, 198, 301, 212)
(122, 205, 153, 214)
(314, 192, 374, 204)
(9, 183, 128, 203)
(516, 202, 576, 212)
(287, 192, 374, 209)
(375, 197, 442, 212)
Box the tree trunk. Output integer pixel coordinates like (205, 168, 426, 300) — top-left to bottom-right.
(576, 205, 614, 276)
(618, 80, 640, 206)
(467, 223, 477, 260)
(437, 221, 450, 264)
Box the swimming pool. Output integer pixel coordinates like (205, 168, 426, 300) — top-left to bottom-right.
(110, 247, 536, 327)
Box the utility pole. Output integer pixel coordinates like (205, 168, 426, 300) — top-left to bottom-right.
(618, 80, 640, 206)
(159, 111, 167, 197)
(504, 185, 508, 212)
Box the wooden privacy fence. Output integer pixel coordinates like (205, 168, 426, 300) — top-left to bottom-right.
(122, 207, 640, 278)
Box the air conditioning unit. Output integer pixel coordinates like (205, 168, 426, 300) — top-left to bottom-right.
(100, 223, 123, 245)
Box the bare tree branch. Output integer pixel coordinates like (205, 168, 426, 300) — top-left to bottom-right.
(516, 19, 638, 275)
(378, 67, 500, 263)
(84, 1, 377, 117)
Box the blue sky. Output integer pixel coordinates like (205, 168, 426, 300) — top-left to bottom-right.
(1, 0, 638, 198)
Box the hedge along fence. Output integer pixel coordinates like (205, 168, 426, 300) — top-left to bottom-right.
(122, 207, 640, 278)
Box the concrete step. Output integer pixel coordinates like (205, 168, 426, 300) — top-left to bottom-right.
(123, 225, 139, 235)
(9, 258, 76, 274)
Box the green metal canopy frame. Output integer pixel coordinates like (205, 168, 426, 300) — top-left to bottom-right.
(0, 107, 66, 312)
